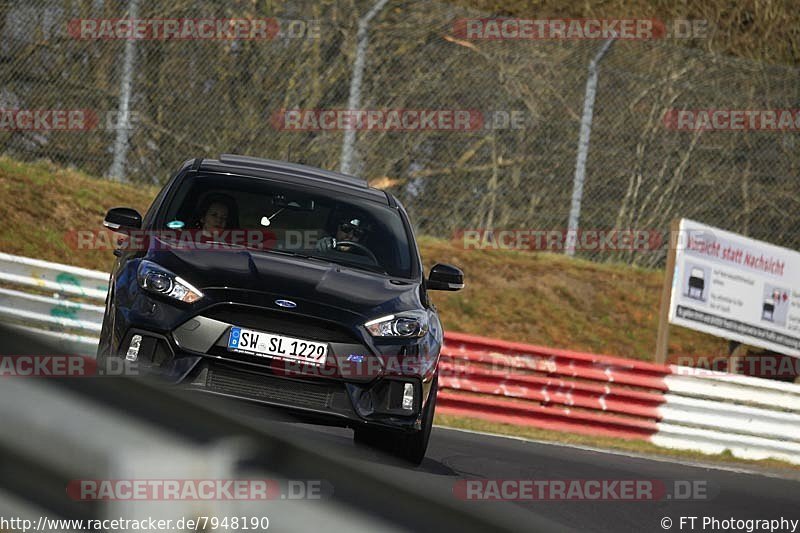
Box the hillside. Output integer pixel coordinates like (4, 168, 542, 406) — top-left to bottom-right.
(0, 157, 726, 362)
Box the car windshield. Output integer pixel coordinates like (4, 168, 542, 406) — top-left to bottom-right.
(158, 173, 414, 278)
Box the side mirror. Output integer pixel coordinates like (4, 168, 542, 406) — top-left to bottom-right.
(426, 263, 464, 291)
(103, 207, 142, 232)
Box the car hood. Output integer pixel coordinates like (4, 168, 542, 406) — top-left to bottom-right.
(145, 244, 422, 321)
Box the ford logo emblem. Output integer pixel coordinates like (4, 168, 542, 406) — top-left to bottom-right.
(275, 299, 297, 309)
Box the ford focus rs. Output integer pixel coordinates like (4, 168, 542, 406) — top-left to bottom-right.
(97, 154, 464, 464)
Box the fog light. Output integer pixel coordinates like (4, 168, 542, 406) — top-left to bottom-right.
(126, 334, 142, 361)
(402, 383, 414, 411)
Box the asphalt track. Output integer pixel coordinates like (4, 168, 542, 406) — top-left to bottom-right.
(250, 416, 800, 532)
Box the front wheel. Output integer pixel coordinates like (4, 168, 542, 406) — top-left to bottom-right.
(353, 375, 438, 466)
(95, 319, 112, 370)
(96, 287, 115, 367)
(401, 375, 437, 465)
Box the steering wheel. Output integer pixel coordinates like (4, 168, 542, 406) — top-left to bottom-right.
(334, 240, 379, 263)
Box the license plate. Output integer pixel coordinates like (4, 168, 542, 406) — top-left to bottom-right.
(227, 327, 328, 365)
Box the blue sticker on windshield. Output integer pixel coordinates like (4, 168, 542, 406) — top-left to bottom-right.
(167, 220, 185, 229)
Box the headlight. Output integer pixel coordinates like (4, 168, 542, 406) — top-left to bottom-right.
(364, 311, 428, 338)
(137, 260, 203, 303)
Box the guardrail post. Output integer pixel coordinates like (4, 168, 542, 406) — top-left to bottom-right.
(565, 37, 615, 256)
(339, 0, 389, 175)
(107, 0, 140, 181)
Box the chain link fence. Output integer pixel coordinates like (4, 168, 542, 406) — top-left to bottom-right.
(1, 0, 799, 267)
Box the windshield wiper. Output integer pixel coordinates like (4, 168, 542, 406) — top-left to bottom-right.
(255, 248, 328, 262)
(203, 241, 245, 248)
(328, 259, 388, 275)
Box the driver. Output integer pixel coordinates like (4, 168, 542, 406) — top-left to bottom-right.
(316, 214, 371, 254)
(194, 193, 238, 232)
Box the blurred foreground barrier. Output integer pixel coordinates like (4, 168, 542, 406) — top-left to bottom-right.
(2, 252, 800, 465)
(439, 332, 800, 465)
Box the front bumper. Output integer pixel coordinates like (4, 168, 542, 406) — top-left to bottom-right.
(111, 301, 439, 432)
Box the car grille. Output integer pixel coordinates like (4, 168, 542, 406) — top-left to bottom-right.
(200, 362, 352, 412)
(203, 305, 359, 343)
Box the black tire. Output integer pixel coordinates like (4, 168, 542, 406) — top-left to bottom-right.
(95, 322, 112, 372)
(400, 375, 438, 465)
(352, 375, 438, 466)
(96, 287, 114, 368)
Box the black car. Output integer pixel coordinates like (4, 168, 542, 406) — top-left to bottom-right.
(97, 154, 464, 464)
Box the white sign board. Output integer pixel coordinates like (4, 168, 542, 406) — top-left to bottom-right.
(669, 219, 800, 357)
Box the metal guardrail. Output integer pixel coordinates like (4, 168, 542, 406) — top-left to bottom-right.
(0, 252, 108, 356)
(440, 332, 800, 465)
(2, 252, 800, 465)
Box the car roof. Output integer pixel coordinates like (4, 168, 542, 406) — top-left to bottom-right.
(195, 154, 392, 205)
